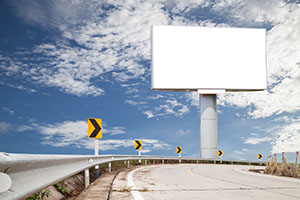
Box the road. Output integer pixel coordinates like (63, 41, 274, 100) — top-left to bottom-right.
(111, 164, 300, 200)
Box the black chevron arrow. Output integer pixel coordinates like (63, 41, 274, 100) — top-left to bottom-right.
(218, 150, 222, 156)
(135, 140, 142, 150)
(89, 119, 101, 138)
(177, 147, 182, 153)
(258, 154, 262, 159)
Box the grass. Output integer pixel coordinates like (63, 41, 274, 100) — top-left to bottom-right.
(264, 163, 300, 178)
(25, 189, 51, 200)
(116, 186, 133, 192)
(140, 188, 148, 192)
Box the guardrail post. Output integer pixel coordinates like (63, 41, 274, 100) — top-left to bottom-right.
(84, 169, 90, 188)
(231, 161, 233, 165)
(127, 160, 130, 168)
(296, 151, 299, 170)
(108, 162, 112, 172)
(179, 153, 181, 164)
(153, 160, 155, 164)
(214, 160, 216, 164)
(95, 165, 99, 178)
(197, 160, 199, 164)
(145, 160, 147, 165)
(162, 159, 164, 164)
(139, 151, 141, 164)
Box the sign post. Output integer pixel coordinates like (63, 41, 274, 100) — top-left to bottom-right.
(88, 118, 102, 178)
(176, 146, 182, 164)
(258, 153, 263, 165)
(135, 140, 142, 164)
(218, 150, 223, 163)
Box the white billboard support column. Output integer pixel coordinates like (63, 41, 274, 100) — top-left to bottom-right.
(200, 94, 217, 159)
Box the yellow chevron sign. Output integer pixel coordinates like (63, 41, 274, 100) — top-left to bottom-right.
(176, 146, 182, 154)
(258, 154, 263, 159)
(135, 140, 142, 150)
(88, 118, 102, 139)
(218, 150, 223, 156)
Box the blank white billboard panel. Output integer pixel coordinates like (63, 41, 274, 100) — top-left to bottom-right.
(151, 25, 267, 91)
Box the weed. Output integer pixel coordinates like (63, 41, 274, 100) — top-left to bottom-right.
(25, 189, 50, 200)
(264, 163, 300, 178)
(117, 186, 133, 192)
(140, 188, 148, 192)
(54, 180, 70, 196)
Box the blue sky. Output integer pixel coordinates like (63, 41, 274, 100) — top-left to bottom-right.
(0, 0, 300, 162)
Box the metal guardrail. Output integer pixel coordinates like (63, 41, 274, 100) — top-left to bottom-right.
(0, 152, 263, 200)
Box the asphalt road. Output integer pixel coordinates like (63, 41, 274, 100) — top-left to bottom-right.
(122, 164, 300, 200)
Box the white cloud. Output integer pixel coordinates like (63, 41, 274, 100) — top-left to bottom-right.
(148, 95, 164, 100)
(244, 136, 272, 145)
(0, 81, 36, 94)
(145, 98, 190, 119)
(0, 122, 10, 133)
(16, 120, 170, 152)
(144, 111, 154, 118)
(125, 100, 138, 105)
(242, 115, 300, 153)
(185, 92, 199, 107)
(125, 100, 146, 106)
(234, 148, 248, 155)
(141, 139, 171, 150)
(176, 129, 191, 136)
(234, 150, 244, 155)
(18, 119, 127, 139)
(1, 0, 170, 96)
(271, 117, 300, 153)
(17, 125, 35, 132)
(103, 127, 126, 136)
(140, 149, 151, 153)
(3, 107, 15, 115)
(39, 120, 87, 142)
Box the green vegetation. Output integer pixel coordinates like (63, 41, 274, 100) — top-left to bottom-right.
(140, 187, 148, 192)
(25, 189, 50, 200)
(54, 180, 70, 196)
(116, 186, 133, 192)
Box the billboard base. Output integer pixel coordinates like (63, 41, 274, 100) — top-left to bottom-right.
(200, 94, 218, 159)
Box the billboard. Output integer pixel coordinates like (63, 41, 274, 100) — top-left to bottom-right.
(151, 25, 267, 92)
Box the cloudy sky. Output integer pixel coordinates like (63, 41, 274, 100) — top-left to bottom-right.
(0, 0, 299, 161)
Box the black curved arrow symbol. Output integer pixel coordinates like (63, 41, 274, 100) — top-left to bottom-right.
(89, 119, 101, 138)
(218, 151, 222, 156)
(135, 140, 142, 150)
(177, 147, 182, 153)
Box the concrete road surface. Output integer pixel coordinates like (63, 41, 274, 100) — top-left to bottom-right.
(119, 164, 300, 200)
